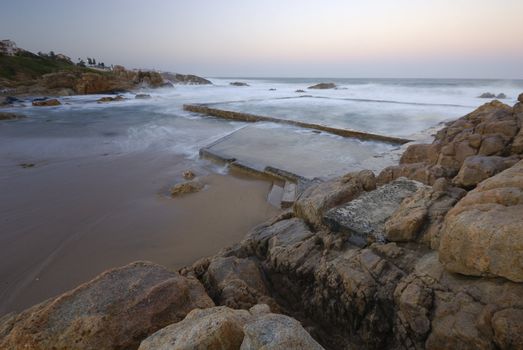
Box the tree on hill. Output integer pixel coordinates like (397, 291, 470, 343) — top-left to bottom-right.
(77, 58, 86, 67)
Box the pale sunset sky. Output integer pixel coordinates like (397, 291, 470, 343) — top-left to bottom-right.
(1, 0, 522, 78)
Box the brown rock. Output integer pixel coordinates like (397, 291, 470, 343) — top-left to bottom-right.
(384, 188, 429, 242)
(491, 308, 523, 349)
(453, 155, 518, 188)
(97, 95, 125, 103)
(138, 306, 250, 350)
(478, 134, 507, 156)
(0, 112, 25, 121)
(32, 98, 61, 106)
(0, 261, 214, 350)
(204, 256, 271, 309)
(241, 313, 325, 350)
(170, 180, 204, 197)
(518, 93, 523, 103)
(293, 171, 368, 228)
(439, 160, 523, 282)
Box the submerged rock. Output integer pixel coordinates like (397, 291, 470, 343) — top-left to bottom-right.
(295, 89, 306, 93)
(307, 83, 336, 89)
(0, 112, 25, 121)
(32, 98, 61, 106)
(135, 93, 151, 99)
(97, 95, 125, 103)
(170, 180, 204, 197)
(478, 92, 496, 98)
(0, 261, 214, 350)
(230, 82, 249, 87)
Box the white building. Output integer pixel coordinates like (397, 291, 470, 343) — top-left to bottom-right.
(0, 40, 19, 56)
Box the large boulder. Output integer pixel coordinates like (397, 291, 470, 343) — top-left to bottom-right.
(241, 313, 324, 350)
(139, 305, 324, 350)
(138, 306, 250, 350)
(439, 160, 523, 282)
(452, 155, 519, 188)
(0, 261, 214, 350)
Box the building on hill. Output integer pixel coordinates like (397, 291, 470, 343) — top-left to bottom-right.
(0, 40, 19, 56)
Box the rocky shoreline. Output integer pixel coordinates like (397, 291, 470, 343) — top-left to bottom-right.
(1, 94, 523, 349)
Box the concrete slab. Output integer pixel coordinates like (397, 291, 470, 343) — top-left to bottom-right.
(202, 124, 397, 180)
(323, 178, 424, 246)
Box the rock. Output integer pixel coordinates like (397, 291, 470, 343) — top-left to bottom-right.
(496, 93, 507, 99)
(293, 171, 375, 228)
(478, 134, 507, 156)
(439, 160, 523, 282)
(519, 93, 523, 103)
(324, 178, 424, 246)
(0, 112, 25, 121)
(0, 96, 20, 106)
(139, 305, 324, 350)
(230, 82, 249, 87)
(453, 155, 519, 188)
(160, 72, 212, 85)
(32, 98, 61, 106)
(478, 92, 496, 98)
(379, 100, 519, 185)
(384, 188, 429, 242)
(0, 261, 214, 350)
(203, 256, 271, 309)
(491, 308, 523, 349)
(269, 88, 277, 91)
(135, 94, 151, 99)
(97, 95, 125, 103)
(241, 313, 324, 350)
(170, 180, 204, 197)
(307, 83, 336, 89)
(138, 306, 250, 350)
(295, 89, 306, 93)
(182, 170, 196, 180)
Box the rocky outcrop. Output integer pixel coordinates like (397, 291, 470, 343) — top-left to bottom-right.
(161, 72, 211, 85)
(138, 305, 324, 350)
(379, 100, 522, 186)
(439, 160, 523, 282)
(478, 92, 496, 98)
(308, 83, 336, 89)
(0, 261, 214, 350)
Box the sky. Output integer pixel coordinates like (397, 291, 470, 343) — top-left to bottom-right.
(1, 0, 522, 78)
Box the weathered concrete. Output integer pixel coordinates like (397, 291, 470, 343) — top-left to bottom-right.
(324, 178, 424, 246)
(184, 104, 411, 145)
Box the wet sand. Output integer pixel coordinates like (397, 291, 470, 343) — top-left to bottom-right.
(0, 151, 279, 316)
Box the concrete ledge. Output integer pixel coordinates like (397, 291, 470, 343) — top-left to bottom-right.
(184, 104, 412, 145)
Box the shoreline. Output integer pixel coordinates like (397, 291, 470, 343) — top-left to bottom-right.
(1, 88, 522, 349)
